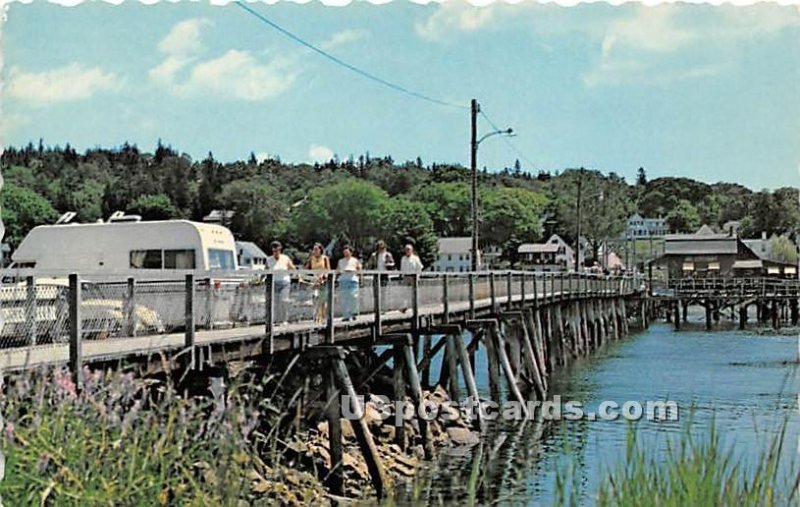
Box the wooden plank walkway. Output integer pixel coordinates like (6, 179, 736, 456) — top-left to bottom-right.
(0, 268, 642, 374)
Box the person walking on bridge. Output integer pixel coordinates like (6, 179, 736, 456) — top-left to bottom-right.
(304, 242, 330, 323)
(368, 239, 396, 308)
(267, 241, 296, 326)
(337, 245, 362, 321)
(400, 243, 424, 312)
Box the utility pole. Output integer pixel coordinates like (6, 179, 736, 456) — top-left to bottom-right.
(470, 99, 480, 271)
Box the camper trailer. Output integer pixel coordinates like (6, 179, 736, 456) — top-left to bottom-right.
(9, 216, 239, 274)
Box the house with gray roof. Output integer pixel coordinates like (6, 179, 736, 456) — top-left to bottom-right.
(432, 237, 480, 272)
(236, 241, 268, 270)
(654, 225, 759, 279)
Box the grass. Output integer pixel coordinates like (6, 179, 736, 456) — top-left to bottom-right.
(0, 366, 326, 506)
(554, 419, 798, 507)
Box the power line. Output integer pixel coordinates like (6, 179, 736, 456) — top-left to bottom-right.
(233, 1, 468, 111)
(479, 109, 538, 171)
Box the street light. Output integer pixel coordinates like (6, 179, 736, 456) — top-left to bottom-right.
(471, 99, 514, 271)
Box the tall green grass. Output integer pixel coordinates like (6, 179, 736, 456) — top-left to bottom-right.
(0, 367, 325, 505)
(555, 420, 798, 506)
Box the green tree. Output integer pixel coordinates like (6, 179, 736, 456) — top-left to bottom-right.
(381, 197, 438, 266)
(411, 182, 471, 237)
(666, 199, 701, 233)
(481, 186, 548, 258)
(289, 179, 390, 254)
(768, 235, 798, 264)
(126, 194, 178, 221)
(1, 183, 59, 247)
(218, 179, 286, 246)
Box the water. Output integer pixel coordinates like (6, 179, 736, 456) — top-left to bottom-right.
(393, 320, 800, 505)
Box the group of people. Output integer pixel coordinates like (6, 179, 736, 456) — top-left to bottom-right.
(266, 240, 424, 325)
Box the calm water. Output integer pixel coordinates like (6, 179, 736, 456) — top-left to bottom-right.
(391, 318, 800, 505)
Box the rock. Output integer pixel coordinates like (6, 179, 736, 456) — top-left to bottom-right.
(446, 427, 480, 447)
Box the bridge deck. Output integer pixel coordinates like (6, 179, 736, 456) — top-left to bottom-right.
(0, 270, 642, 374)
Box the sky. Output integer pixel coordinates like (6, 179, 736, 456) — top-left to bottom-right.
(1, 1, 799, 190)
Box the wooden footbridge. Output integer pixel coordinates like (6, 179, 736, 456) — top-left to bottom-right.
(657, 277, 800, 330)
(0, 269, 650, 498)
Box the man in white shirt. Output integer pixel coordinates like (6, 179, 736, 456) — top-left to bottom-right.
(400, 244, 424, 273)
(267, 241, 296, 325)
(400, 244, 423, 311)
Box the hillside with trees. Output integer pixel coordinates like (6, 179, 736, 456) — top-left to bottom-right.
(1, 142, 798, 266)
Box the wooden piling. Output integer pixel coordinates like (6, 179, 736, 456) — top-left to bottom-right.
(332, 356, 389, 499)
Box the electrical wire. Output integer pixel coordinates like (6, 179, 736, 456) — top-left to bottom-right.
(479, 109, 538, 171)
(233, 1, 468, 111)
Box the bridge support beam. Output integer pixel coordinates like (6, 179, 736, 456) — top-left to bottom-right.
(705, 301, 713, 331)
(739, 305, 747, 330)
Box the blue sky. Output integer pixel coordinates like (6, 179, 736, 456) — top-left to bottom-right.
(2, 1, 798, 190)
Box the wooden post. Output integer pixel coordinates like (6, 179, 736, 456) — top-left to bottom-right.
(325, 273, 336, 344)
(332, 356, 389, 499)
(421, 334, 432, 390)
(444, 335, 460, 402)
(454, 333, 482, 428)
(68, 274, 82, 391)
(468, 273, 476, 319)
(392, 343, 407, 449)
(506, 271, 513, 310)
(402, 340, 435, 459)
(442, 274, 450, 323)
(484, 324, 502, 402)
(264, 273, 274, 353)
(185, 274, 196, 369)
(412, 273, 420, 332)
(490, 272, 497, 313)
(739, 305, 747, 330)
(25, 276, 37, 346)
(495, 325, 530, 417)
(373, 273, 382, 339)
(519, 314, 546, 400)
(520, 272, 526, 309)
(325, 366, 344, 496)
(205, 277, 215, 330)
(705, 301, 712, 331)
(124, 277, 136, 337)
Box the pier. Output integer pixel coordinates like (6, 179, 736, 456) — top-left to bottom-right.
(0, 270, 648, 497)
(660, 277, 800, 331)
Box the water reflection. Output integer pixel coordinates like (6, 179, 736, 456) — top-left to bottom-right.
(392, 322, 799, 505)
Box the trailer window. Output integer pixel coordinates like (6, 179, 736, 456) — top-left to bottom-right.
(208, 249, 235, 270)
(130, 250, 163, 269)
(164, 249, 196, 269)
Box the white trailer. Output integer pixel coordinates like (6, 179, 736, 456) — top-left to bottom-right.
(9, 219, 239, 274)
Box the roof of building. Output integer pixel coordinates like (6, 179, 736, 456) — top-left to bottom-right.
(663, 237, 739, 255)
(518, 243, 559, 254)
(742, 238, 797, 266)
(694, 224, 717, 236)
(437, 237, 473, 255)
(236, 241, 268, 259)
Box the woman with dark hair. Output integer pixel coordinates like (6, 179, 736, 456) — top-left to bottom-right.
(336, 245, 362, 321)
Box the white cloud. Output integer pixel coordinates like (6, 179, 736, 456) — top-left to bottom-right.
(255, 152, 272, 163)
(158, 18, 211, 58)
(178, 50, 296, 101)
(150, 19, 296, 101)
(308, 144, 334, 163)
(415, 1, 497, 41)
(149, 18, 211, 83)
(320, 29, 370, 51)
(600, 6, 697, 57)
(6, 63, 123, 104)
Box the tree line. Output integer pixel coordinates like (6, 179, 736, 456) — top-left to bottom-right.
(1, 141, 798, 267)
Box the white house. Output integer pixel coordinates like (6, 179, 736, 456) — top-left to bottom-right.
(518, 234, 575, 271)
(236, 241, 268, 270)
(431, 237, 480, 272)
(623, 213, 668, 239)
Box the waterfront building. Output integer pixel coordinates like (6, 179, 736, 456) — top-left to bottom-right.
(622, 213, 668, 238)
(431, 237, 480, 272)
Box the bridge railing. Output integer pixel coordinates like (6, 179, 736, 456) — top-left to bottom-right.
(0, 270, 642, 361)
(666, 277, 800, 297)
